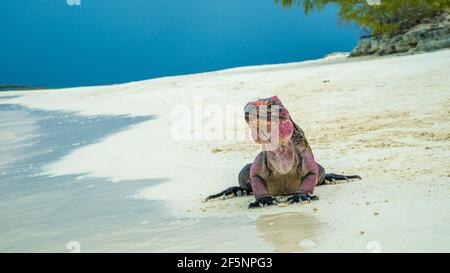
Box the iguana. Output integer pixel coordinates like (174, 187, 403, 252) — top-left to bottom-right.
(206, 96, 361, 208)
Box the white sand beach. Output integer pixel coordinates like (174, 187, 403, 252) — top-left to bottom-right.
(1, 50, 449, 252)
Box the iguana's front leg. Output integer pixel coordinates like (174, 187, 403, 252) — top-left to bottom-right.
(248, 154, 277, 209)
(298, 150, 320, 194)
(287, 150, 320, 203)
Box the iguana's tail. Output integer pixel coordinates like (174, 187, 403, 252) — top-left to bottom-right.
(205, 164, 253, 201)
(323, 173, 361, 183)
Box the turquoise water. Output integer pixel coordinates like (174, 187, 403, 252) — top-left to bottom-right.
(0, 0, 359, 88)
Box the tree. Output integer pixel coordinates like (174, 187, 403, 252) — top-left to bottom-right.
(275, 0, 450, 36)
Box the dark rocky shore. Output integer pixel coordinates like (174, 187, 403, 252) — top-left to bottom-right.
(350, 13, 450, 57)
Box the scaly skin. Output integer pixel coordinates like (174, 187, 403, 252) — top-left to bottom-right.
(206, 96, 361, 208)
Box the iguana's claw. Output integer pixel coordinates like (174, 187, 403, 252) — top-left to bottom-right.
(248, 196, 278, 209)
(287, 192, 318, 203)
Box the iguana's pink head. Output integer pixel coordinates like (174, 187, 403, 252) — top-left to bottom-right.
(244, 96, 294, 145)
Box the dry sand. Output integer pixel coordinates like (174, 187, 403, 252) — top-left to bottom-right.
(1, 49, 449, 252)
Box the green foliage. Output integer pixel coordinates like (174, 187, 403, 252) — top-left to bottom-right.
(275, 0, 450, 36)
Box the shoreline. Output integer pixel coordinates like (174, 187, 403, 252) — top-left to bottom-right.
(3, 47, 449, 94)
(1, 49, 449, 252)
